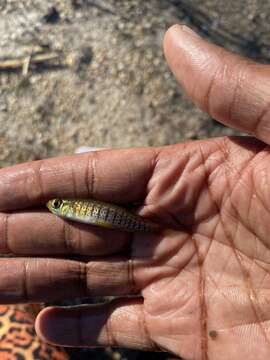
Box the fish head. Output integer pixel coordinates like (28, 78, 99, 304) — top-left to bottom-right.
(46, 199, 71, 217)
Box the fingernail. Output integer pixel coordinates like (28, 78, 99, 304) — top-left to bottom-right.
(75, 146, 105, 154)
(173, 24, 201, 39)
(181, 25, 201, 38)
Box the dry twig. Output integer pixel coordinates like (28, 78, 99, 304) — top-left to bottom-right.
(0, 52, 73, 74)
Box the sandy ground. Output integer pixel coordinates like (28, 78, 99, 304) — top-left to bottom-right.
(0, 0, 269, 359)
(2, 0, 268, 167)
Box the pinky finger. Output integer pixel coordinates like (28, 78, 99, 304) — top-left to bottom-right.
(35, 298, 158, 351)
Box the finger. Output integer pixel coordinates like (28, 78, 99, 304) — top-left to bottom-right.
(0, 148, 158, 211)
(0, 257, 138, 303)
(0, 210, 129, 255)
(36, 299, 157, 350)
(164, 24, 270, 144)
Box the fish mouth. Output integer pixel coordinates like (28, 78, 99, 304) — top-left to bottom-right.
(46, 200, 52, 208)
(46, 200, 55, 212)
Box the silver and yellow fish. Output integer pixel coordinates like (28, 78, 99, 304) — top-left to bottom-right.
(47, 199, 160, 233)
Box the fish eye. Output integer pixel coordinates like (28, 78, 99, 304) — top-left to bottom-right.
(52, 199, 62, 209)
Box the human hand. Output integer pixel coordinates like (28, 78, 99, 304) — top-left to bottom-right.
(1, 24, 270, 359)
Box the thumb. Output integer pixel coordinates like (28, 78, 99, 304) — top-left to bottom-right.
(164, 24, 270, 144)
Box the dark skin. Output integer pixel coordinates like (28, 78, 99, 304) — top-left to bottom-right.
(0, 24, 270, 359)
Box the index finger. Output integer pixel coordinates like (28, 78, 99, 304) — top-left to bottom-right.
(0, 148, 158, 211)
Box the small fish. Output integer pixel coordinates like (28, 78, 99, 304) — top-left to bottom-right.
(47, 198, 160, 233)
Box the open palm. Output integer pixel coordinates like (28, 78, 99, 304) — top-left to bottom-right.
(1, 25, 270, 360)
